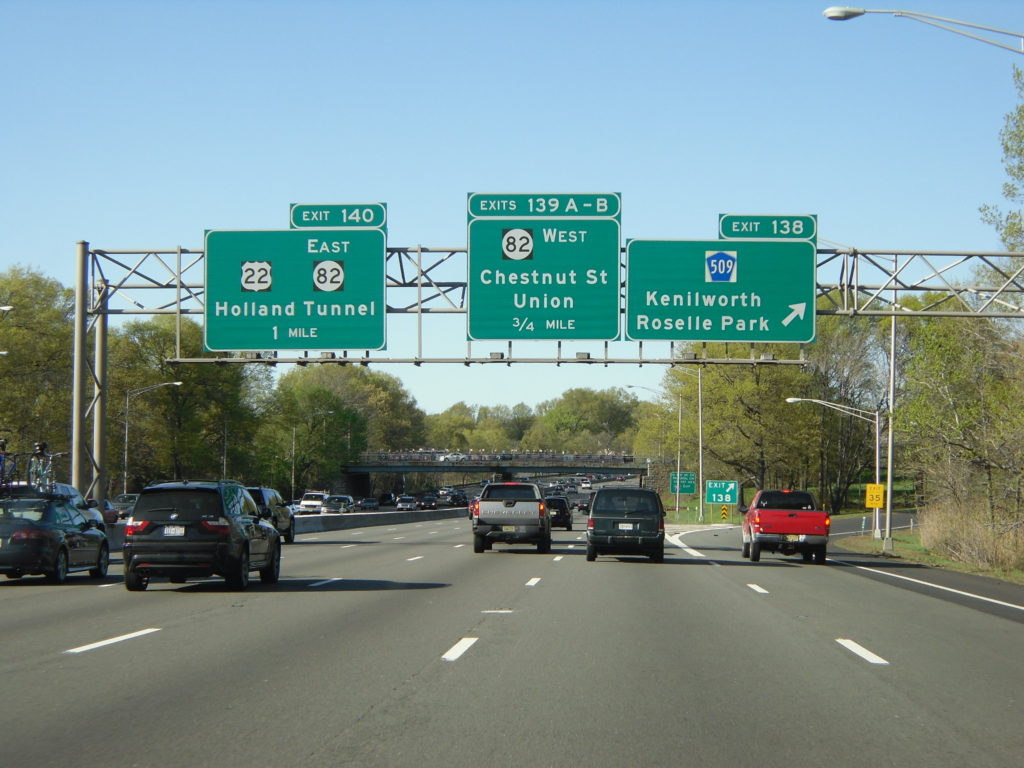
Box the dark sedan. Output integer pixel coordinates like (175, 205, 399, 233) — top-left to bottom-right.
(417, 495, 438, 510)
(0, 496, 109, 583)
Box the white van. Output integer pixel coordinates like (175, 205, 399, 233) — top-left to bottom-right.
(298, 491, 328, 514)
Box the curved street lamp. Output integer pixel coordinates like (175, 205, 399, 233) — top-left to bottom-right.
(785, 397, 888, 543)
(123, 381, 182, 495)
(823, 7, 1024, 54)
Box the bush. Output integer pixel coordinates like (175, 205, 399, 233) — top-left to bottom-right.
(921, 501, 1024, 571)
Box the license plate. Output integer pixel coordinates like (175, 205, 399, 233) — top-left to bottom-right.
(617, 522, 636, 531)
(502, 525, 517, 532)
(785, 534, 802, 542)
(163, 525, 185, 536)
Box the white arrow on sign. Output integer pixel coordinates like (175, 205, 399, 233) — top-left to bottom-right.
(781, 303, 806, 327)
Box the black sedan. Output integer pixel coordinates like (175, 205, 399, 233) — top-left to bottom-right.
(0, 496, 109, 583)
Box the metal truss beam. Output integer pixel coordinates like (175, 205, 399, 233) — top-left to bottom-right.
(72, 242, 1024, 503)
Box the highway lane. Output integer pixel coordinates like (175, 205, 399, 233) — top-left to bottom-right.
(1, 515, 1021, 767)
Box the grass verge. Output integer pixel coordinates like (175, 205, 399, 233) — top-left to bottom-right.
(835, 520, 1024, 586)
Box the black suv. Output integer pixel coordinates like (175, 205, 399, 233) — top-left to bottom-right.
(247, 486, 295, 544)
(586, 487, 665, 563)
(123, 479, 281, 590)
(544, 496, 573, 530)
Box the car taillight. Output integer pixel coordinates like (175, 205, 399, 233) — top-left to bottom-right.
(11, 529, 46, 541)
(200, 518, 231, 535)
(587, 517, 594, 530)
(471, 501, 479, 518)
(126, 520, 152, 536)
(825, 515, 832, 529)
(538, 502, 546, 517)
(658, 516, 665, 532)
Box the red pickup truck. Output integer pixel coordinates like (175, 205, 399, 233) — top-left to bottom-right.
(741, 489, 830, 564)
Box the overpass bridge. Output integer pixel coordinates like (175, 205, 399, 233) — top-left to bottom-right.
(345, 452, 645, 485)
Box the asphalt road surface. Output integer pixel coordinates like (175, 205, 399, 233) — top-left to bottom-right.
(2, 514, 1021, 767)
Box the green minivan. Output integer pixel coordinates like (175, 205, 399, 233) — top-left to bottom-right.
(586, 487, 665, 563)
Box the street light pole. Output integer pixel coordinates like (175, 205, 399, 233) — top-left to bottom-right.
(629, 370, 704, 520)
(823, 7, 1024, 54)
(123, 381, 182, 495)
(785, 397, 885, 540)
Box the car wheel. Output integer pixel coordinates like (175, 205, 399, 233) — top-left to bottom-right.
(749, 541, 761, 562)
(89, 543, 109, 579)
(124, 566, 148, 591)
(650, 547, 664, 563)
(814, 546, 828, 565)
(586, 543, 596, 562)
(473, 533, 486, 553)
(802, 550, 814, 562)
(284, 519, 295, 544)
(537, 536, 551, 554)
(5, 571, 23, 580)
(226, 548, 250, 590)
(566, 521, 573, 531)
(260, 544, 281, 584)
(47, 548, 68, 584)
(741, 540, 750, 558)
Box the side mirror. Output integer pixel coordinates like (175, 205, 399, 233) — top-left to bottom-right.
(87, 499, 98, 508)
(739, 505, 748, 514)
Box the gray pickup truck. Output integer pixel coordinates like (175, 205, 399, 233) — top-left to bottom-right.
(472, 482, 551, 553)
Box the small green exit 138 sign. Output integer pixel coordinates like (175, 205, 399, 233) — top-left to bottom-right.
(204, 229, 386, 352)
(719, 214, 817, 242)
(467, 193, 621, 341)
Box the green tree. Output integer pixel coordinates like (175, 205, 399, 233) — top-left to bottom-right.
(980, 65, 1024, 250)
(0, 267, 76, 459)
(109, 316, 271, 491)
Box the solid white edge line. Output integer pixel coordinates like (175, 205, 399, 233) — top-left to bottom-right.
(747, 584, 769, 594)
(831, 558, 1024, 613)
(442, 637, 478, 661)
(836, 638, 889, 665)
(66, 628, 161, 654)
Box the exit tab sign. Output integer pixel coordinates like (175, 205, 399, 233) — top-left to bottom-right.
(290, 203, 387, 231)
(719, 214, 816, 243)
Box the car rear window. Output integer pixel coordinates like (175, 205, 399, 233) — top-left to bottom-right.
(545, 497, 569, 510)
(482, 484, 538, 500)
(756, 491, 816, 510)
(133, 489, 222, 520)
(0, 499, 47, 522)
(592, 490, 660, 515)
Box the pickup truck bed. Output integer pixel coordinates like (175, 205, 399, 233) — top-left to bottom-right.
(472, 482, 551, 553)
(741, 489, 830, 564)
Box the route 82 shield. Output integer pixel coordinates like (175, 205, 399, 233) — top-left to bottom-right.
(501, 228, 534, 260)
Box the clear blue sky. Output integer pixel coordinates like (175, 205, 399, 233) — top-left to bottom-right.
(2, 0, 1020, 413)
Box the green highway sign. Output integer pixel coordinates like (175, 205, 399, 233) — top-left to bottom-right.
(290, 203, 387, 231)
(719, 213, 817, 242)
(625, 239, 816, 343)
(705, 480, 738, 505)
(670, 471, 696, 494)
(204, 229, 386, 352)
(467, 193, 621, 340)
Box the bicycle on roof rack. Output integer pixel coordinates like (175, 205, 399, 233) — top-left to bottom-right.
(0, 439, 23, 491)
(27, 442, 67, 495)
